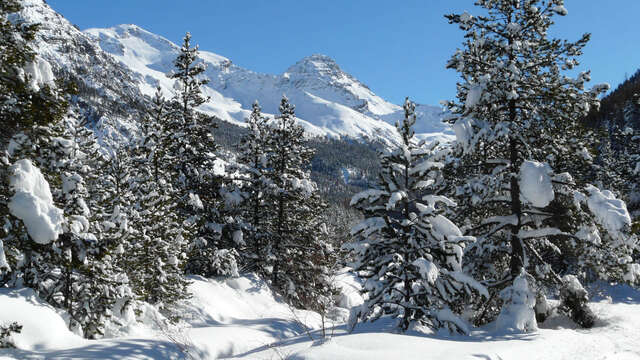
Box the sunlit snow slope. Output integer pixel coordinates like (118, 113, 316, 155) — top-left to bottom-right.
(84, 25, 453, 144)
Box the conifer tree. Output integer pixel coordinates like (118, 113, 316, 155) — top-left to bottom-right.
(1, 0, 69, 278)
(236, 101, 271, 273)
(2, 118, 131, 338)
(0, 0, 68, 144)
(349, 99, 486, 333)
(444, 0, 638, 329)
(127, 88, 190, 316)
(164, 33, 235, 277)
(261, 95, 334, 310)
(599, 101, 640, 224)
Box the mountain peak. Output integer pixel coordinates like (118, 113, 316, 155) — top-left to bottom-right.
(285, 54, 343, 78)
(300, 54, 338, 65)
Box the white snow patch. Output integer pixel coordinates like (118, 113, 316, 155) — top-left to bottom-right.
(350, 189, 386, 206)
(0, 240, 10, 272)
(496, 273, 537, 332)
(412, 258, 439, 284)
(0, 288, 87, 350)
(24, 56, 55, 91)
(8, 159, 64, 244)
(465, 84, 483, 109)
(584, 185, 631, 237)
(453, 118, 474, 150)
(333, 269, 364, 309)
(519, 160, 554, 208)
(188, 192, 204, 210)
(386, 191, 406, 210)
(553, 5, 568, 16)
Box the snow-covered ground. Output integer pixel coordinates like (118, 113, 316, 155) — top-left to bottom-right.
(1, 272, 639, 359)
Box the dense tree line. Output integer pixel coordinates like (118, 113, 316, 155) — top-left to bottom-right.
(0, 4, 336, 338)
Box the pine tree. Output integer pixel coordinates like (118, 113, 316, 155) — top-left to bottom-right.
(53, 119, 127, 338)
(236, 101, 271, 273)
(2, 118, 131, 338)
(1, 0, 69, 282)
(0, 0, 68, 144)
(444, 0, 638, 329)
(164, 33, 235, 277)
(601, 98, 640, 224)
(127, 88, 190, 317)
(261, 95, 334, 310)
(349, 98, 486, 333)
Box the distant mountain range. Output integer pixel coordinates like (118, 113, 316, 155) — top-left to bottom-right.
(17, 0, 452, 146)
(84, 23, 452, 144)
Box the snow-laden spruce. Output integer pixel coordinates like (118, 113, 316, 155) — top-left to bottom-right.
(235, 101, 272, 274)
(161, 33, 240, 278)
(246, 95, 334, 312)
(0, 0, 67, 145)
(348, 98, 486, 333)
(125, 88, 191, 316)
(597, 123, 640, 223)
(2, 116, 135, 338)
(443, 0, 639, 330)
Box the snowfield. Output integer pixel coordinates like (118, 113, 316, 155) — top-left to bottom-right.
(0, 273, 639, 359)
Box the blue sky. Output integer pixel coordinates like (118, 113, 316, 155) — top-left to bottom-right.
(47, 0, 639, 106)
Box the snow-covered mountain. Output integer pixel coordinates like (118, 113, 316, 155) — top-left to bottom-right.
(16, 0, 147, 144)
(16, 0, 451, 146)
(83, 24, 452, 144)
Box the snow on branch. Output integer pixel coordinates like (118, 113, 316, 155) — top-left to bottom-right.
(583, 185, 631, 239)
(8, 159, 64, 244)
(519, 160, 554, 208)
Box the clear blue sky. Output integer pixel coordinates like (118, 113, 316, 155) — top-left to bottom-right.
(47, 0, 639, 106)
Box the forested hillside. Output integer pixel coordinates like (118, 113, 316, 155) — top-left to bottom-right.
(585, 68, 640, 129)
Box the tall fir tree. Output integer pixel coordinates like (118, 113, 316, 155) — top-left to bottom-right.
(598, 100, 640, 225)
(126, 88, 191, 317)
(349, 98, 486, 333)
(443, 0, 638, 329)
(164, 33, 236, 277)
(236, 101, 271, 273)
(0, 0, 68, 145)
(261, 95, 334, 310)
(2, 117, 132, 338)
(1, 0, 68, 277)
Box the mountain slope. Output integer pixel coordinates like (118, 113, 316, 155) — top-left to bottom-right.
(84, 24, 453, 144)
(16, 0, 148, 145)
(16, 0, 451, 146)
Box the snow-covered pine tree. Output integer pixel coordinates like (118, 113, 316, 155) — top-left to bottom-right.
(50, 119, 128, 338)
(0, 6, 97, 325)
(236, 100, 271, 273)
(2, 117, 131, 338)
(0, 0, 68, 145)
(127, 88, 190, 317)
(164, 33, 237, 277)
(261, 95, 334, 310)
(1, 0, 68, 276)
(600, 99, 640, 224)
(444, 0, 639, 329)
(348, 98, 485, 333)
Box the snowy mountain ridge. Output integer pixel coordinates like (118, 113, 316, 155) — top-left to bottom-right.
(15, 0, 452, 146)
(83, 23, 453, 144)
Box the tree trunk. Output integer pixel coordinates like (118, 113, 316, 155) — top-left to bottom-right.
(509, 101, 524, 279)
